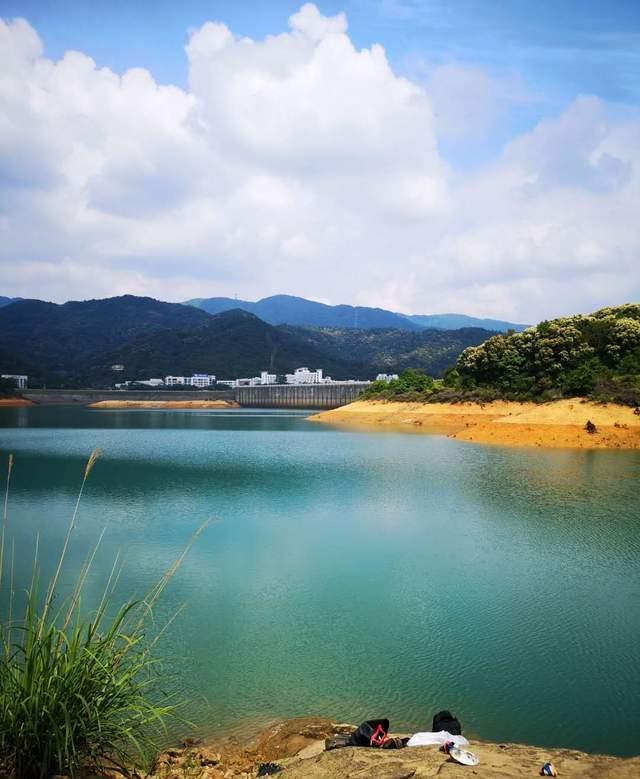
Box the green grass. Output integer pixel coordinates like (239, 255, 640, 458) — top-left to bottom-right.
(0, 451, 210, 779)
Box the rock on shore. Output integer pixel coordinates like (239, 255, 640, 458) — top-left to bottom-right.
(150, 718, 640, 779)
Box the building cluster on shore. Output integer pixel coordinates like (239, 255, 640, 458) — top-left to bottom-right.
(114, 367, 399, 390)
(1, 373, 28, 389)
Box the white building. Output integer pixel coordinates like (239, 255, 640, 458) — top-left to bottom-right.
(1, 374, 27, 389)
(260, 371, 277, 385)
(165, 376, 186, 386)
(164, 374, 216, 387)
(285, 367, 325, 385)
(376, 373, 400, 383)
(190, 374, 216, 388)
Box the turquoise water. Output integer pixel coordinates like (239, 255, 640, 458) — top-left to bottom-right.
(1, 405, 639, 756)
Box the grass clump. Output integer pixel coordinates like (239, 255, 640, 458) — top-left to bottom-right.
(0, 451, 209, 779)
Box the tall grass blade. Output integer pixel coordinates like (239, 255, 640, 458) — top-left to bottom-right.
(0, 451, 211, 778)
(0, 453, 13, 588)
(41, 448, 101, 633)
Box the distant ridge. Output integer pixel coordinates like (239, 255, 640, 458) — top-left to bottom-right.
(186, 294, 527, 332)
(186, 294, 421, 330)
(405, 313, 528, 332)
(0, 296, 21, 308)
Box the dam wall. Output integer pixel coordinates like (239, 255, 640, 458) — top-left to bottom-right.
(234, 383, 369, 409)
(24, 384, 368, 409)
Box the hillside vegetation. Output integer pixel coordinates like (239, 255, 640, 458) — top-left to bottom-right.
(90, 310, 366, 385)
(285, 326, 492, 376)
(365, 304, 640, 405)
(0, 296, 210, 383)
(0, 296, 496, 387)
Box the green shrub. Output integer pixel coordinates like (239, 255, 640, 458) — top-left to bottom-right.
(0, 452, 208, 779)
(362, 369, 436, 401)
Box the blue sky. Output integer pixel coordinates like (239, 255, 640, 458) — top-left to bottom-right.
(3, 0, 638, 102)
(4, 0, 638, 168)
(0, 1, 639, 318)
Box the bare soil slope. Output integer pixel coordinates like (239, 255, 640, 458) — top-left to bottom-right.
(310, 399, 640, 449)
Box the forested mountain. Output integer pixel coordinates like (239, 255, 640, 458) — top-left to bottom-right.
(283, 326, 494, 377)
(0, 296, 210, 374)
(0, 294, 497, 387)
(187, 293, 525, 331)
(406, 313, 528, 332)
(186, 294, 421, 330)
(86, 310, 367, 385)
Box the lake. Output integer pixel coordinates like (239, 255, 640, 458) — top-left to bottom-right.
(1, 405, 639, 756)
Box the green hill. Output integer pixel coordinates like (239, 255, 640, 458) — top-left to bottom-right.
(362, 304, 640, 405)
(0, 296, 211, 384)
(456, 304, 640, 403)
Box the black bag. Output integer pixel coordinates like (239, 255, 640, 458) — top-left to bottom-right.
(349, 718, 390, 747)
(432, 710, 461, 735)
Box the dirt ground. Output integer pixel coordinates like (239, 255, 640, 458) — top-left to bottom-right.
(310, 399, 640, 449)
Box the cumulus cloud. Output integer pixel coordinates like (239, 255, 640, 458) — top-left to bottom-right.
(0, 5, 638, 320)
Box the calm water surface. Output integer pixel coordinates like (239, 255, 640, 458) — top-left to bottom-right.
(1, 406, 639, 755)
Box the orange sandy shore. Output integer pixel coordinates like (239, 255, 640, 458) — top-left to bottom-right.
(0, 398, 33, 407)
(310, 398, 640, 449)
(88, 399, 239, 409)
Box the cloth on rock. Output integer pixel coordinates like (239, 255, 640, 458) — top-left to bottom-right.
(406, 731, 469, 748)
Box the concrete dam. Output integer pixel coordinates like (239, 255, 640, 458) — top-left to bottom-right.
(25, 384, 369, 409)
(234, 383, 369, 409)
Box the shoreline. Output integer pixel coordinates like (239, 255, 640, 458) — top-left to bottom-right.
(0, 398, 33, 407)
(88, 399, 240, 409)
(150, 717, 640, 778)
(310, 398, 640, 449)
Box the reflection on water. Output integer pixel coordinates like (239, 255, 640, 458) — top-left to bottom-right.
(1, 406, 639, 756)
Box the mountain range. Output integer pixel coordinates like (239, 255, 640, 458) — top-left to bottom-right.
(186, 294, 528, 332)
(0, 295, 497, 387)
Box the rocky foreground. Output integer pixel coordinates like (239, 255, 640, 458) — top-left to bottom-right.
(149, 718, 640, 779)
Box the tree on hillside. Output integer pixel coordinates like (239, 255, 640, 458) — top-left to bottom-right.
(455, 305, 640, 404)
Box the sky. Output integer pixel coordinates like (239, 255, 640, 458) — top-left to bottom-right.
(0, 0, 639, 320)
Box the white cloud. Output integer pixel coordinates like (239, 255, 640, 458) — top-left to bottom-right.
(405, 59, 534, 140)
(0, 7, 638, 320)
